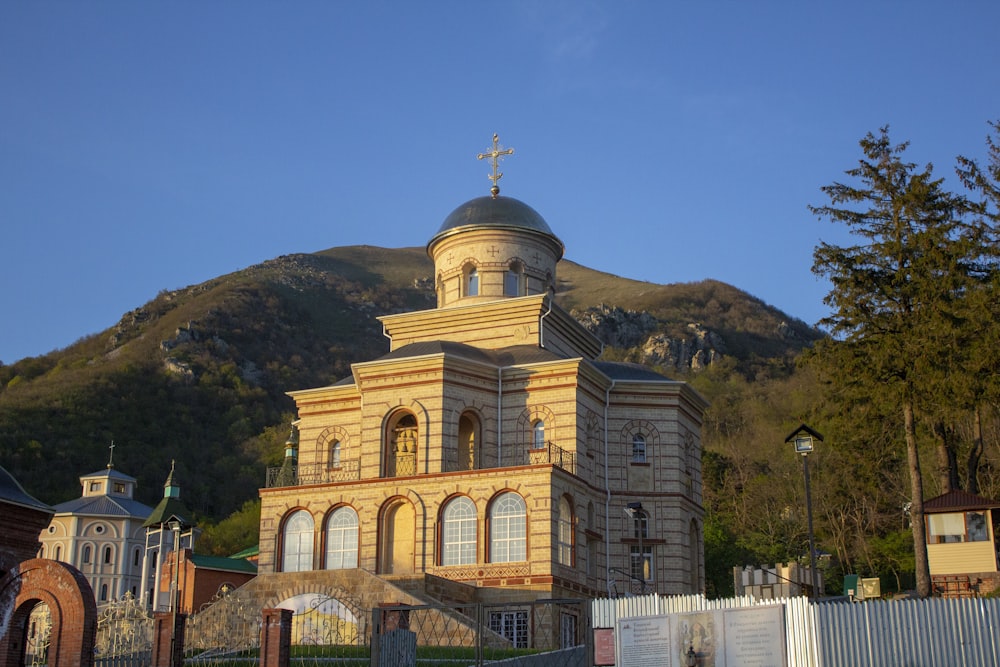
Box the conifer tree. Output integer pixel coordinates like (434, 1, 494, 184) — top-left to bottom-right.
(808, 127, 976, 598)
(954, 121, 1000, 494)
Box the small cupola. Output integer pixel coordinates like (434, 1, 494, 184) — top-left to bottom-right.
(427, 134, 564, 308)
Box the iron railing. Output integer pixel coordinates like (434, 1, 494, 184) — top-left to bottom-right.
(266, 441, 577, 489)
(265, 460, 361, 488)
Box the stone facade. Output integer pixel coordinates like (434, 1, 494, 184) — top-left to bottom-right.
(257, 190, 708, 607)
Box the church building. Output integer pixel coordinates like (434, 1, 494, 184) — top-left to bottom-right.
(36, 450, 153, 606)
(257, 136, 708, 603)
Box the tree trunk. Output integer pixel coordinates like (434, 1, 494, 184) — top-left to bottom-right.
(904, 400, 931, 598)
(932, 421, 960, 493)
(967, 405, 984, 495)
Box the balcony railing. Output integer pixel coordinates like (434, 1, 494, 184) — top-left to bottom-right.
(499, 441, 576, 474)
(264, 442, 577, 488)
(265, 460, 361, 488)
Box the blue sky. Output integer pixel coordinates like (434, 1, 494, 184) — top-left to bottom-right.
(2, 2, 999, 364)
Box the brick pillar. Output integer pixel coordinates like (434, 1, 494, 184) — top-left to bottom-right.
(151, 611, 187, 667)
(260, 608, 293, 667)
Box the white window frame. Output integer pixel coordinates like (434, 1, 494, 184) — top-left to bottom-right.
(442, 496, 477, 566)
(325, 507, 359, 569)
(490, 493, 527, 563)
(282, 510, 314, 572)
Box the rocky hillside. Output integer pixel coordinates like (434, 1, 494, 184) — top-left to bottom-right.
(0, 245, 821, 519)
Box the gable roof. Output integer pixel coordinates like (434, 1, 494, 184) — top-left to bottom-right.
(924, 489, 1000, 513)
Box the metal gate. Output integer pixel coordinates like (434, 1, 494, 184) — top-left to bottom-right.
(94, 592, 154, 667)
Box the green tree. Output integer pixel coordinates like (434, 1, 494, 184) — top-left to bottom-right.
(196, 499, 261, 557)
(954, 121, 1000, 493)
(808, 126, 978, 597)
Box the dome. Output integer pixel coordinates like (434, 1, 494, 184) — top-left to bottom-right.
(428, 195, 562, 252)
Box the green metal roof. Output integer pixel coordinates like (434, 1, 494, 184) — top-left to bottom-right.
(190, 553, 258, 574)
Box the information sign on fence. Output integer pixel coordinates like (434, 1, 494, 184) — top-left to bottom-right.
(617, 604, 787, 667)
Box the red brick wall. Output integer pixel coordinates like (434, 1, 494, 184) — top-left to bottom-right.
(0, 558, 97, 667)
(0, 504, 53, 574)
(161, 549, 256, 613)
(260, 608, 292, 667)
(151, 611, 186, 667)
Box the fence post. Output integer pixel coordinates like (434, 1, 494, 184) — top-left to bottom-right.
(151, 611, 186, 667)
(370, 606, 381, 667)
(260, 608, 293, 667)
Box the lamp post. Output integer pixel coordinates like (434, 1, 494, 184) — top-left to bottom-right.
(625, 502, 647, 594)
(166, 519, 181, 665)
(785, 424, 823, 598)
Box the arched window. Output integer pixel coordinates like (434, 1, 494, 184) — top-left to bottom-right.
(557, 496, 574, 566)
(55, 545, 62, 561)
(104, 546, 113, 564)
(466, 267, 479, 297)
(386, 413, 418, 477)
(100, 584, 108, 601)
(330, 440, 342, 468)
(133, 548, 141, 567)
(83, 545, 92, 564)
(504, 261, 523, 296)
(325, 507, 359, 569)
(490, 493, 526, 563)
(441, 496, 477, 566)
(457, 412, 478, 471)
(281, 510, 314, 573)
(532, 420, 546, 449)
(631, 434, 646, 463)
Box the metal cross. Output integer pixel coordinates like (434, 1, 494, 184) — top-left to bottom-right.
(477, 133, 514, 198)
(107, 440, 115, 469)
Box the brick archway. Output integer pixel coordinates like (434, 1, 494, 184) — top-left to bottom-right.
(0, 558, 98, 667)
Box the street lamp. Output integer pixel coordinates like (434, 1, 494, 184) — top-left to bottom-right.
(166, 519, 182, 665)
(625, 502, 647, 594)
(785, 424, 823, 598)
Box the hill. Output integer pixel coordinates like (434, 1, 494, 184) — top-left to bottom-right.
(0, 245, 822, 521)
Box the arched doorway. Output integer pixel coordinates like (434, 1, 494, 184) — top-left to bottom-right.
(0, 558, 98, 667)
(379, 500, 415, 574)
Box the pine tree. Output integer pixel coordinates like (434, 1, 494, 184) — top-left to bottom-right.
(808, 127, 977, 598)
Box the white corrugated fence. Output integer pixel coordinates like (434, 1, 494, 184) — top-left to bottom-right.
(591, 593, 1000, 666)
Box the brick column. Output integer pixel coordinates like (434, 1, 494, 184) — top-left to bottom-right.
(260, 608, 293, 667)
(151, 611, 186, 667)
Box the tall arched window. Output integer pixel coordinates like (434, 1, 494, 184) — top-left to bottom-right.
(83, 545, 92, 564)
(104, 546, 113, 564)
(134, 548, 141, 567)
(325, 507, 359, 569)
(100, 584, 108, 601)
(467, 267, 479, 296)
(490, 492, 527, 563)
(55, 545, 62, 561)
(557, 496, 574, 566)
(532, 420, 546, 449)
(631, 434, 647, 463)
(387, 413, 418, 477)
(281, 510, 314, 572)
(330, 440, 342, 468)
(504, 261, 523, 296)
(441, 496, 477, 566)
(457, 412, 478, 471)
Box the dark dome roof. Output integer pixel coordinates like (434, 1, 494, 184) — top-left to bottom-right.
(429, 196, 560, 249)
